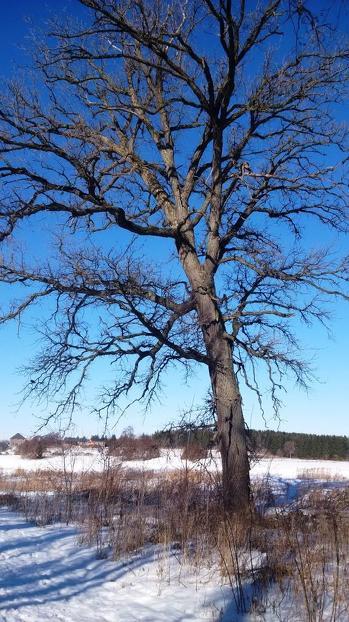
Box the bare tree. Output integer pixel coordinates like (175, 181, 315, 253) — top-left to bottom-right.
(283, 440, 296, 459)
(1, 0, 349, 511)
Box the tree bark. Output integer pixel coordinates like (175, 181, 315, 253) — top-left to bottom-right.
(210, 338, 250, 513)
(177, 242, 250, 511)
(203, 320, 250, 513)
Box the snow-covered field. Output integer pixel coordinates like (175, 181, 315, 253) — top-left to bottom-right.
(0, 507, 236, 622)
(0, 451, 348, 621)
(1, 447, 349, 481)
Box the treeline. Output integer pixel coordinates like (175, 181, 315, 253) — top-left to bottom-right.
(154, 427, 349, 461)
(4, 427, 348, 461)
(250, 430, 349, 460)
(153, 427, 214, 450)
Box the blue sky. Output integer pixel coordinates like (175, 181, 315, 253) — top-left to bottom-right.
(0, 1, 348, 440)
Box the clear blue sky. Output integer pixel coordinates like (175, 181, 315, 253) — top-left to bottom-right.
(0, 1, 348, 440)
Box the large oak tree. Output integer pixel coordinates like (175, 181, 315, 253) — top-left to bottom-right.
(1, 0, 349, 510)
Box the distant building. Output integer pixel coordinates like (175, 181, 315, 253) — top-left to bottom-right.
(9, 433, 26, 450)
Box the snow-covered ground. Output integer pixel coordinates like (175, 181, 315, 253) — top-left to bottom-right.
(1, 448, 349, 481)
(0, 507, 237, 622)
(0, 446, 213, 475)
(0, 447, 109, 475)
(0, 451, 348, 621)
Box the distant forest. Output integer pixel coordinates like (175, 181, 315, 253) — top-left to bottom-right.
(249, 430, 349, 460)
(153, 428, 349, 461)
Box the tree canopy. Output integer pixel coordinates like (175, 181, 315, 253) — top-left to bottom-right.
(0, 0, 349, 508)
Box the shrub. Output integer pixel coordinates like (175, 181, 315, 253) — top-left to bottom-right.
(108, 434, 160, 460)
(20, 437, 47, 459)
(137, 435, 161, 460)
(181, 442, 207, 461)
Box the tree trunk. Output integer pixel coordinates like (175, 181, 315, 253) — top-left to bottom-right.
(177, 244, 250, 512)
(197, 285, 250, 512)
(209, 340, 250, 513)
(211, 348, 250, 511)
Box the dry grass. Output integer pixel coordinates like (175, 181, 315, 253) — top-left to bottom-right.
(0, 462, 348, 620)
(296, 467, 348, 482)
(253, 487, 349, 621)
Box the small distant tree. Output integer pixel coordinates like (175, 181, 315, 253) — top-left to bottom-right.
(121, 426, 135, 439)
(0, 441, 9, 453)
(283, 440, 296, 459)
(1, 1, 349, 511)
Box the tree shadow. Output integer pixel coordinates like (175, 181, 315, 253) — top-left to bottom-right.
(0, 509, 269, 621)
(0, 514, 181, 614)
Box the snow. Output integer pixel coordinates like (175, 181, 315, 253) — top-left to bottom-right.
(0, 448, 107, 475)
(1, 448, 349, 482)
(1, 452, 348, 620)
(0, 447, 187, 475)
(0, 507, 234, 622)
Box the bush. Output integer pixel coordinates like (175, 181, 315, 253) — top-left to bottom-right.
(181, 442, 207, 461)
(20, 437, 47, 460)
(108, 434, 160, 461)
